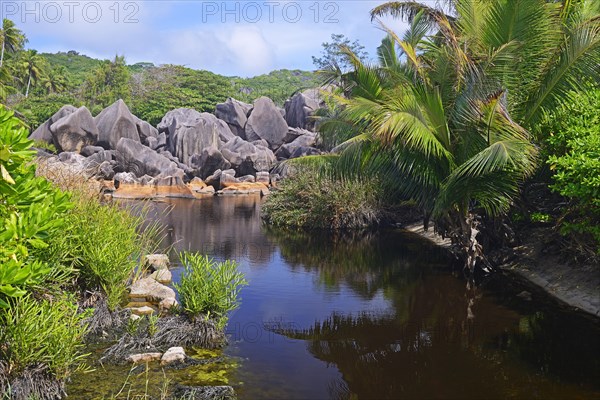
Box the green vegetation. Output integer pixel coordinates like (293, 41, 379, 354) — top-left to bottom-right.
(0, 18, 319, 129)
(539, 87, 600, 253)
(266, 0, 600, 271)
(263, 164, 383, 230)
(174, 252, 247, 329)
(0, 106, 158, 393)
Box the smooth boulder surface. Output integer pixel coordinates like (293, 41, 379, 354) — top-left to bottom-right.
(220, 136, 276, 175)
(116, 138, 183, 178)
(284, 88, 322, 131)
(215, 97, 252, 139)
(190, 146, 231, 179)
(29, 105, 77, 144)
(275, 130, 318, 160)
(244, 97, 288, 149)
(95, 99, 141, 150)
(50, 106, 99, 153)
(158, 109, 233, 166)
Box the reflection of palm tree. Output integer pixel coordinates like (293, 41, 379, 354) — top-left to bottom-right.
(0, 19, 26, 67)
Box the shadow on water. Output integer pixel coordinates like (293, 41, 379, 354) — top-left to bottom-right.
(74, 196, 599, 400)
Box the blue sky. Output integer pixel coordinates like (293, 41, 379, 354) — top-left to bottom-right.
(2, 1, 412, 77)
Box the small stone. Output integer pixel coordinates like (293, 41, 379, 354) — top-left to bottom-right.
(150, 269, 172, 284)
(125, 301, 155, 309)
(127, 353, 163, 364)
(129, 314, 141, 321)
(159, 297, 179, 313)
(516, 290, 532, 301)
(131, 306, 155, 316)
(129, 277, 176, 304)
(143, 254, 170, 271)
(161, 347, 186, 365)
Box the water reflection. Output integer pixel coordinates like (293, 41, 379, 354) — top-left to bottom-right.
(132, 197, 599, 400)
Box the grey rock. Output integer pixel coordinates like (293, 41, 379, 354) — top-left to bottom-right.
(50, 106, 99, 153)
(244, 97, 288, 149)
(238, 175, 255, 183)
(189, 146, 231, 179)
(220, 173, 240, 187)
(161, 347, 186, 366)
(114, 172, 138, 184)
(215, 97, 252, 139)
(256, 171, 270, 185)
(134, 117, 159, 145)
(222, 169, 236, 177)
(158, 109, 233, 166)
(95, 99, 140, 150)
(205, 170, 222, 187)
(30, 105, 77, 145)
(80, 145, 105, 157)
(116, 138, 183, 178)
(284, 88, 323, 131)
(289, 146, 321, 159)
(127, 353, 162, 364)
(98, 161, 115, 180)
(129, 277, 176, 304)
(143, 254, 170, 271)
(58, 151, 86, 165)
(221, 136, 276, 175)
(275, 131, 318, 160)
(146, 136, 158, 150)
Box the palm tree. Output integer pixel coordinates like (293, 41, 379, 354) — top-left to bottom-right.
(314, 0, 599, 271)
(41, 66, 69, 94)
(19, 49, 46, 97)
(0, 19, 26, 68)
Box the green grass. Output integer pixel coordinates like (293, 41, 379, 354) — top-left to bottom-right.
(174, 252, 247, 329)
(262, 166, 382, 230)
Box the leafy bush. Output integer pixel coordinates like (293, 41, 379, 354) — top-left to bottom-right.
(539, 87, 600, 252)
(175, 252, 247, 328)
(262, 165, 382, 230)
(0, 107, 73, 306)
(0, 294, 90, 379)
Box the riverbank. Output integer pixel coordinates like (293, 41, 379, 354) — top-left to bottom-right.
(405, 221, 600, 318)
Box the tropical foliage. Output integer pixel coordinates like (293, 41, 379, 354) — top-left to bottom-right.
(288, 0, 600, 271)
(174, 252, 247, 329)
(539, 87, 600, 253)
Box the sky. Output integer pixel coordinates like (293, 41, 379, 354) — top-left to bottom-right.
(1, 0, 412, 77)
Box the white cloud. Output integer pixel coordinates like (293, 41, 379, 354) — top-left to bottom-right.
(7, 1, 412, 76)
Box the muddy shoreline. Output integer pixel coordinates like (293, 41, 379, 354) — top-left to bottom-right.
(404, 222, 600, 319)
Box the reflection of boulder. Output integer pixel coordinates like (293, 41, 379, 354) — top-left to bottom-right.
(50, 106, 98, 153)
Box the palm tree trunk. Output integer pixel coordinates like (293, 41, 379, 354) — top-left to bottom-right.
(25, 73, 31, 97)
(0, 40, 5, 68)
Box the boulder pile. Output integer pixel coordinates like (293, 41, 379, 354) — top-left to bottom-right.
(31, 89, 326, 199)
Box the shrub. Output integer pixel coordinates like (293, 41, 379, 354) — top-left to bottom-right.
(0, 106, 73, 306)
(0, 294, 90, 380)
(174, 252, 247, 329)
(539, 87, 600, 253)
(262, 166, 382, 230)
(65, 197, 159, 310)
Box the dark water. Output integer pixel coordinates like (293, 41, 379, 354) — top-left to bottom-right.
(70, 196, 600, 399)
